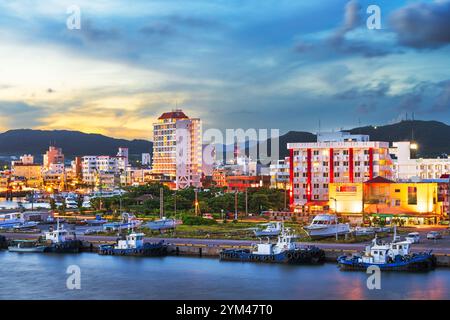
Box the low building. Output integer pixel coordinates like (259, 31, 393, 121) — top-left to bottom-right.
(269, 157, 290, 189)
(328, 176, 444, 225)
(226, 175, 270, 192)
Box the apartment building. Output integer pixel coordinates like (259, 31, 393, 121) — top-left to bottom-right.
(152, 109, 202, 189)
(288, 132, 393, 212)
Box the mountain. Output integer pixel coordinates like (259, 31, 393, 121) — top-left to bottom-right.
(276, 120, 450, 159)
(0, 129, 152, 157)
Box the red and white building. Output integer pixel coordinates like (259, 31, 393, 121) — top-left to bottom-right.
(287, 132, 393, 212)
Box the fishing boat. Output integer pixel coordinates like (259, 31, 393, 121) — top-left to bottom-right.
(337, 227, 436, 271)
(0, 212, 24, 229)
(253, 222, 282, 237)
(98, 232, 167, 256)
(103, 213, 142, 231)
(220, 225, 325, 264)
(146, 217, 177, 231)
(85, 215, 108, 226)
(304, 214, 350, 238)
(8, 240, 48, 253)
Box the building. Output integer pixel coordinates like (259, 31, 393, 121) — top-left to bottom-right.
(117, 147, 129, 169)
(328, 176, 444, 225)
(226, 175, 271, 192)
(81, 150, 128, 187)
(288, 132, 393, 213)
(11, 163, 43, 188)
(141, 153, 151, 166)
(19, 154, 34, 165)
(391, 141, 450, 180)
(43, 146, 64, 171)
(269, 157, 290, 189)
(152, 109, 202, 189)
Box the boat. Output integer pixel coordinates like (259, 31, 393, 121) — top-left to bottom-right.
(42, 219, 83, 253)
(85, 215, 108, 226)
(13, 221, 40, 230)
(8, 240, 48, 253)
(304, 214, 350, 238)
(146, 217, 177, 231)
(354, 226, 376, 236)
(103, 213, 142, 231)
(253, 222, 282, 237)
(337, 227, 436, 272)
(98, 232, 167, 256)
(220, 225, 325, 264)
(0, 212, 24, 229)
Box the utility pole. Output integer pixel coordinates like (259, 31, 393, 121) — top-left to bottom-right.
(245, 189, 248, 216)
(234, 190, 238, 221)
(174, 190, 177, 216)
(160, 187, 164, 219)
(194, 188, 199, 216)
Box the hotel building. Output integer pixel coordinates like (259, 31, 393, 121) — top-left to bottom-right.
(288, 132, 393, 213)
(152, 109, 202, 189)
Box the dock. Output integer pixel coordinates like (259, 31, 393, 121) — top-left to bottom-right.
(1, 231, 449, 267)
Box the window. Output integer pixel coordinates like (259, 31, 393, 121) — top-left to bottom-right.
(343, 150, 349, 155)
(323, 161, 328, 166)
(395, 189, 400, 193)
(408, 187, 417, 205)
(313, 150, 319, 156)
(343, 161, 349, 166)
(334, 172, 340, 177)
(313, 195, 319, 200)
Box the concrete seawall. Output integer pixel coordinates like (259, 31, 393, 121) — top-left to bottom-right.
(2, 232, 449, 267)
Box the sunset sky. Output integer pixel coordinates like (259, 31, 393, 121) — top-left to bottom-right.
(0, 0, 449, 140)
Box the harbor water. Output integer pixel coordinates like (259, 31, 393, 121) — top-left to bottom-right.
(0, 251, 449, 300)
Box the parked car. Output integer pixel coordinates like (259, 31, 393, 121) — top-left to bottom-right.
(405, 232, 421, 243)
(426, 231, 442, 240)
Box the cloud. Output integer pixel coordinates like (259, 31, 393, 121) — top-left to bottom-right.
(390, 0, 450, 49)
(335, 82, 391, 100)
(431, 80, 450, 112)
(0, 101, 48, 129)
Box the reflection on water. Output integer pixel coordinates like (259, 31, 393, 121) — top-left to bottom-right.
(0, 251, 448, 300)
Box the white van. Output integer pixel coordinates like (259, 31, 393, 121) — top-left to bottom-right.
(405, 232, 420, 244)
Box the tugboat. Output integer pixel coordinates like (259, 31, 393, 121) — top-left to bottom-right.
(98, 231, 167, 256)
(337, 227, 436, 271)
(42, 219, 83, 253)
(253, 222, 282, 237)
(220, 225, 325, 264)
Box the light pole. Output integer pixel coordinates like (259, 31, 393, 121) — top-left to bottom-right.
(330, 197, 338, 241)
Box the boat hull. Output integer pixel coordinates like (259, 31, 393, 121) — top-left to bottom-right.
(8, 246, 48, 253)
(337, 253, 436, 272)
(98, 242, 167, 257)
(305, 225, 350, 239)
(220, 247, 325, 264)
(44, 240, 83, 253)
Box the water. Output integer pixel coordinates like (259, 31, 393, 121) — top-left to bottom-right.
(0, 251, 449, 300)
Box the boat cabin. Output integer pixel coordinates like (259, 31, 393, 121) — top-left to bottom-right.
(252, 227, 296, 255)
(115, 232, 144, 250)
(361, 238, 411, 264)
(44, 220, 68, 243)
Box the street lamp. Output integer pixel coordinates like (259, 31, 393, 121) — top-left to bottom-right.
(330, 197, 338, 241)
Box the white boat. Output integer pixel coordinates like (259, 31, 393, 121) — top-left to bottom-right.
(8, 240, 48, 253)
(254, 222, 282, 237)
(304, 214, 350, 238)
(13, 221, 40, 230)
(147, 217, 177, 231)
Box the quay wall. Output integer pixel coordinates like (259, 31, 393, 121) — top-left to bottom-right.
(2, 233, 449, 267)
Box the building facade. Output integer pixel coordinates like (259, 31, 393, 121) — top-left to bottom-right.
(288, 133, 393, 212)
(152, 109, 202, 189)
(391, 141, 450, 180)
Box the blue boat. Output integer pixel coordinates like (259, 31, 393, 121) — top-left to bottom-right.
(337, 230, 436, 272)
(220, 225, 325, 264)
(146, 217, 177, 231)
(42, 219, 82, 253)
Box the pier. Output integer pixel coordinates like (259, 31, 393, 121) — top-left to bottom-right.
(2, 232, 450, 267)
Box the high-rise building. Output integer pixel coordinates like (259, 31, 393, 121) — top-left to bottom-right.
(152, 109, 202, 189)
(287, 132, 393, 213)
(43, 146, 64, 170)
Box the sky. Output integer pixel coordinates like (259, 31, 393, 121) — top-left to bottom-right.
(0, 0, 449, 140)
